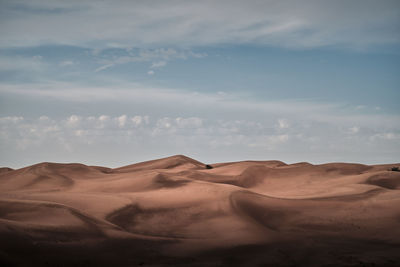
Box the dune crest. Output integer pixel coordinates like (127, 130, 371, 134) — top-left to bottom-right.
(1, 155, 400, 266)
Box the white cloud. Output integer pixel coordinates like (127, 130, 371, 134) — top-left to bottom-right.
(97, 115, 110, 129)
(151, 61, 167, 68)
(116, 114, 127, 128)
(370, 132, 400, 141)
(95, 64, 114, 72)
(175, 117, 203, 128)
(0, 116, 24, 124)
(39, 116, 49, 121)
(349, 126, 359, 134)
(131, 115, 149, 127)
(131, 116, 142, 126)
(147, 70, 155, 75)
(98, 115, 109, 122)
(59, 60, 75, 66)
(156, 118, 172, 129)
(66, 115, 80, 127)
(355, 105, 366, 110)
(95, 48, 202, 72)
(277, 119, 290, 129)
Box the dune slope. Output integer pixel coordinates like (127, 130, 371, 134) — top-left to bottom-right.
(1, 155, 399, 266)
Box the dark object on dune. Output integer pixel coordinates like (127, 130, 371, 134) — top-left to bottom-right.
(205, 164, 213, 169)
(391, 166, 400, 172)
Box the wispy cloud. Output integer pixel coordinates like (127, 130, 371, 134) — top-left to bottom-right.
(0, 81, 345, 116)
(1, 81, 396, 128)
(94, 64, 114, 73)
(150, 61, 167, 69)
(1, 0, 399, 49)
(59, 60, 75, 67)
(0, 55, 46, 72)
(94, 48, 205, 72)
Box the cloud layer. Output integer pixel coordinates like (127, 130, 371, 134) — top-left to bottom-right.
(1, 104, 399, 168)
(1, 0, 399, 49)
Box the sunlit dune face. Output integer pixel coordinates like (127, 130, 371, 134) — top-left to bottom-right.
(1, 155, 399, 266)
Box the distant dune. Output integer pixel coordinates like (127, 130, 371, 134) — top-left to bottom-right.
(1, 155, 399, 266)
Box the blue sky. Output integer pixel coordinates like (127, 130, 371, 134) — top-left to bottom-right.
(0, 0, 399, 168)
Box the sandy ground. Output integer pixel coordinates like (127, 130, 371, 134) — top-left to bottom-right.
(0, 155, 399, 266)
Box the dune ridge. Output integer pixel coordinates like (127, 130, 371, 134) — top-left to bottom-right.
(1, 155, 399, 266)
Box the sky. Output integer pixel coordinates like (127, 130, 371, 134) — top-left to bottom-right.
(0, 0, 399, 168)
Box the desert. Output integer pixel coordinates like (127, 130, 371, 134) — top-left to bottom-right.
(1, 0, 399, 266)
(0, 155, 399, 266)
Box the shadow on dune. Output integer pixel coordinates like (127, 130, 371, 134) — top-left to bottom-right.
(1, 232, 399, 267)
(364, 172, 400, 190)
(152, 173, 191, 189)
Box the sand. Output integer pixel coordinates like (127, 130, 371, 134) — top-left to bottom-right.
(0, 155, 399, 266)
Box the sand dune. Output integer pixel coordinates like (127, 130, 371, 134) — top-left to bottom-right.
(0, 155, 399, 266)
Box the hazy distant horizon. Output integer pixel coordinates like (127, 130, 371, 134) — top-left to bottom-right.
(2, 152, 400, 170)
